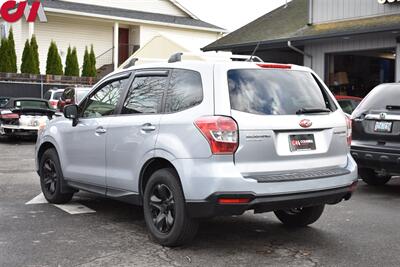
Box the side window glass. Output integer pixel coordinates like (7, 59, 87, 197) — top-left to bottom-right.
(81, 79, 127, 118)
(165, 69, 203, 113)
(122, 76, 167, 114)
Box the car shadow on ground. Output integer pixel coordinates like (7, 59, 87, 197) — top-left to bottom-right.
(357, 177, 400, 198)
(75, 190, 335, 255)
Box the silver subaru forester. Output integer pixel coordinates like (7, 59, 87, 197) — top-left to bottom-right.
(36, 57, 358, 246)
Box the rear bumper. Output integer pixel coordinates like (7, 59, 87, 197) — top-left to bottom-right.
(186, 185, 355, 218)
(351, 146, 400, 174)
(0, 124, 39, 136)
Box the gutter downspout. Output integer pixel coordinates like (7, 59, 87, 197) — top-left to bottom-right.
(287, 40, 313, 68)
(308, 0, 313, 25)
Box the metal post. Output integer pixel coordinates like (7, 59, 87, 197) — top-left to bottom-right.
(114, 22, 119, 71)
(396, 38, 400, 82)
(40, 75, 44, 98)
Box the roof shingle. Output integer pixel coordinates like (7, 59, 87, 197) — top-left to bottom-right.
(42, 0, 225, 31)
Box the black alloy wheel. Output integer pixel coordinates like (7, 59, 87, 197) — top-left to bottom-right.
(143, 168, 199, 247)
(42, 159, 58, 197)
(39, 148, 74, 204)
(149, 184, 176, 234)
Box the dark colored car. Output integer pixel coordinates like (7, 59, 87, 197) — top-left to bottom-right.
(57, 87, 91, 111)
(0, 98, 55, 137)
(0, 97, 9, 108)
(335, 95, 362, 115)
(351, 84, 400, 186)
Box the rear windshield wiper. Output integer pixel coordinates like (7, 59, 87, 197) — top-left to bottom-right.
(296, 108, 331, 115)
(386, 105, 400, 110)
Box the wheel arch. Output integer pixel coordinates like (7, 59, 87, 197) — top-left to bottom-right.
(37, 141, 58, 166)
(139, 157, 182, 199)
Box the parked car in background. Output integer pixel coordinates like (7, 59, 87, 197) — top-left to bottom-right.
(0, 97, 10, 108)
(44, 89, 65, 110)
(351, 84, 400, 186)
(0, 98, 55, 138)
(335, 95, 362, 115)
(36, 58, 357, 246)
(57, 87, 91, 112)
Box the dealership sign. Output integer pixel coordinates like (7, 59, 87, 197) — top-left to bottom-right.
(0, 1, 47, 23)
(378, 0, 400, 4)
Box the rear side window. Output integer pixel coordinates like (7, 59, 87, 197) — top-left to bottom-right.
(228, 69, 333, 115)
(165, 69, 203, 113)
(122, 76, 168, 114)
(353, 84, 400, 117)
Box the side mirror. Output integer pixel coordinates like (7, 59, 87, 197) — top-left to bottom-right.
(63, 104, 79, 127)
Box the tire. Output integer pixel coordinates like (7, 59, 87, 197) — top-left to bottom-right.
(39, 148, 74, 204)
(274, 205, 325, 227)
(359, 168, 391, 186)
(143, 168, 199, 247)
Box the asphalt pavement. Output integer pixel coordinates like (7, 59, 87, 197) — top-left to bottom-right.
(1, 138, 400, 267)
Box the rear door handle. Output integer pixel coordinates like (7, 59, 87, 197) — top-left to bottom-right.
(95, 127, 107, 134)
(141, 123, 156, 132)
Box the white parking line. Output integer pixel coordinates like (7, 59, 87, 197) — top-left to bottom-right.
(53, 203, 96, 215)
(26, 193, 96, 215)
(25, 193, 48, 205)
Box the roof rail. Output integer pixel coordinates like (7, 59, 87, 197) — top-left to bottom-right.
(229, 55, 263, 62)
(168, 52, 184, 63)
(167, 52, 264, 63)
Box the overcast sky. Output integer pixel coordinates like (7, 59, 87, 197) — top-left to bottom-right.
(178, 0, 289, 31)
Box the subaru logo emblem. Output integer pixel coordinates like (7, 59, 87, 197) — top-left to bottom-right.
(299, 119, 312, 128)
(380, 113, 387, 120)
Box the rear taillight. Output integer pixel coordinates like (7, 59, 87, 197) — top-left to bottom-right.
(194, 116, 239, 155)
(346, 116, 352, 147)
(0, 113, 19, 119)
(49, 100, 58, 108)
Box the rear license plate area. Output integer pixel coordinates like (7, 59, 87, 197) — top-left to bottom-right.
(374, 121, 392, 133)
(289, 134, 316, 152)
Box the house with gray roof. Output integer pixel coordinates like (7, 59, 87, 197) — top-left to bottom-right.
(204, 0, 400, 97)
(0, 0, 225, 76)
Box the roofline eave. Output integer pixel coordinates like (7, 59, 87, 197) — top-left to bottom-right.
(203, 25, 400, 51)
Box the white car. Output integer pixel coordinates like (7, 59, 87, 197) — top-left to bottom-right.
(0, 98, 54, 137)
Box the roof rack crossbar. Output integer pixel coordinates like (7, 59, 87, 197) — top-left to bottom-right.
(168, 52, 184, 63)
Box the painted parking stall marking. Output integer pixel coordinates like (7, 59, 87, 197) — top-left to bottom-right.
(26, 193, 96, 215)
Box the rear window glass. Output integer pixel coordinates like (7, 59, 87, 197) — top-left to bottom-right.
(228, 69, 333, 115)
(76, 89, 90, 103)
(53, 92, 63, 100)
(44, 91, 51, 100)
(15, 100, 49, 109)
(353, 84, 400, 117)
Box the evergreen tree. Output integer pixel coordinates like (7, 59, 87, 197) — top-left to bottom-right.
(46, 41, 63, 75)
(70, 47, 80, 77)
(64, 46, 72, 76)
(21, 39, 34, 74)
(81, 46, 90, 77)
(30, 35, 40, 74)
(0, 38, 11, 73)
(89, 45, 96, 77)
(7, 28, 17, 73)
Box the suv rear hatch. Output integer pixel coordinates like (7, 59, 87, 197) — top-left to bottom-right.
(226, 67, 349, 178)
(352, 84, 400, 149)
